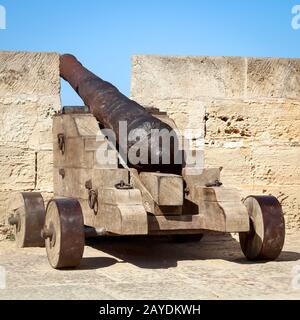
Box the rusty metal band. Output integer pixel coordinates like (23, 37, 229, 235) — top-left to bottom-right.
(254, 195, 285, 260)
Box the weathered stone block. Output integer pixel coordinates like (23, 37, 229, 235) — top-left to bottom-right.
(0, 51, 61, 226)
(131, 55, 246, 101)
(247, 58, 300, 99)
(206, 99, 300, 145)
(0, 51, 60, 96)
(0, 191, 10, 224)
(204, 146, 252, 187)
(240, 185, 300, 230)
(0, 147, 35, 190)
(0, 96, 59, 150)
(0, 97, 39, 147)
(36, 151, 53, 192)
(250, 146, 300, 186)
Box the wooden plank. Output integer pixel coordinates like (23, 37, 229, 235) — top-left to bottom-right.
(148, 214, 204, 231)
(79, 188, 148, 235)
(84, 137, 108, 151)
(94, 148, 118, 169)
(58, 114, 78, 137)
(53, 167, 91, 199)
(182, 167, 221, 188)
(53, 137, 94, 169)
(196, 186, 242, 202)
(100, 188, 143, 206)
(73, 114, 101, 136)
(93, 203, 147, 235)
(54, 168, 129, 200)
(198, 200, 249, 233)
(139, 172, 183, 206)
(92, 168, 129, 189)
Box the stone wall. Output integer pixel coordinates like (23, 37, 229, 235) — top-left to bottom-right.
(0, 51, 61, 237)
(0, 52, 299, 232)
(131, 55, 300, 229)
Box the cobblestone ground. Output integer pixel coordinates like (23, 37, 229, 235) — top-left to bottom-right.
(0, 232, 300, 300)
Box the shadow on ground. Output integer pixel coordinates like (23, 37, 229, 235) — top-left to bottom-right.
(77, 257, 120, 270)
(80, 233, 300, 270)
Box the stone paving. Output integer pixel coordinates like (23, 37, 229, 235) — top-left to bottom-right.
(0, 232, 300, 300)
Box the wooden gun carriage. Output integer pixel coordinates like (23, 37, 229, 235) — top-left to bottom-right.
(8, 55, 285, 269)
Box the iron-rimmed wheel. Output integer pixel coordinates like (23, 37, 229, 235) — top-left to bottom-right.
(43, 199, 85, 269)
(239, 195, 285, 261)
(8, 192, 45, 248)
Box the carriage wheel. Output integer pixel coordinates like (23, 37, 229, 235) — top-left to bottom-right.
(42, 199, 85, 269)
(8, 192, 45, 248)
(239, 195, 285, 261)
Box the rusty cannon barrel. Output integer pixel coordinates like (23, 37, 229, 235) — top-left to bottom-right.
(60, 54, 182, 173)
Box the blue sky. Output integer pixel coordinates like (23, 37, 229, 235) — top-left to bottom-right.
(1, 0, 300, 105)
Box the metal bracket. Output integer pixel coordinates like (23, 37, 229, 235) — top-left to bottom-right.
(57, 133, 65, 155)
(205, 180, 223, 187)
(85, 180, 98, 215)
(59, 168, 65, 179)
(115, 180, 133, 190)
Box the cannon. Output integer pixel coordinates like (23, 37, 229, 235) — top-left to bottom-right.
(8, 55, 285, 269)
(59, 54, 182, 174)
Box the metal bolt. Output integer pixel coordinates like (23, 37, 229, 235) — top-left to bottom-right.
(8, 214, 21, 232)
(59, 168, 65, 179)
(8, 214, 20, 226)
(85, 179, 92, 190)
(184, 186, 190, 196)
(57, 133, 65, 155)
(205, 180, 223, 188)
(115, 180, 133, 190)
(41, 224, 56, 247)
(41, 227, 53, 240)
